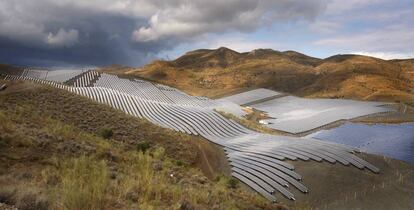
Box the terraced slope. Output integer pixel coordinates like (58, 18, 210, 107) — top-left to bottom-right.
(2, 70, 382, 202)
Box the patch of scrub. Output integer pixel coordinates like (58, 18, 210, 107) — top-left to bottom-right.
(308, 122, 414, 164)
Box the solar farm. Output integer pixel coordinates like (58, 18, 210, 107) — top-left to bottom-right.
(1, 69, 387, 202)
(246, 94, 391, 134)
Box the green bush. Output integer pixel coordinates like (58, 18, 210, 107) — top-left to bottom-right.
(214, 174, 239, 189)
(136, 141, 151, 153)
(227, 178, 239, 189)
(99, 128, 113, 139)
(175, 160, 184, 166)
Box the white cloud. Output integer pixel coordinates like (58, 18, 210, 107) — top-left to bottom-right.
(46, 28, 79, 47)
(132, 0, 326, 42)
(1, 0, 412, 66)
(309, 20, 342, 34)
(0, 0, 327, 46)
(325, 0, 385, 14)
(314, 25, 414, 53)
(132, 13, 205, 42)
(207, 37, 281, 53)
(351, 51, 414, 60)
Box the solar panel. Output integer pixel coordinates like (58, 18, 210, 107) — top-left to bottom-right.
(220, 88, 282, 105)
(251, 96, 392, 133)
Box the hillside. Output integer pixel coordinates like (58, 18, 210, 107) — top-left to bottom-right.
(1, 71, 414, 210)
(114, 47, 414, 102)
(0, 80, 281, 210)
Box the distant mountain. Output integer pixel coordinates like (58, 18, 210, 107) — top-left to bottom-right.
(118, 47, 413, 103)
(2, 47, 413, 103)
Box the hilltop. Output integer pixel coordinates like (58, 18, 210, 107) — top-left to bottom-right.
(111, 47, 414, 103)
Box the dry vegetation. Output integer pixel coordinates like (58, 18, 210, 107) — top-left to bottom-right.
(0, 80, 284, 210)
(104, 47, 414, 103)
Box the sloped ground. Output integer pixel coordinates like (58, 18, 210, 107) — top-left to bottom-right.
(1, 80, 414, 209)
(0, 80, 281, 210)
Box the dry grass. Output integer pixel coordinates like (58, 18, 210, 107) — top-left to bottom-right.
(0, 111, 13, 133)
(50, 157, 109, 210)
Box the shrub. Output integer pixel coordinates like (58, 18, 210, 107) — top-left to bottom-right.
(136, 141, 151, 153)
(0, 137, 7, 148)
(214, 174, 239, 189)
(214, 174, 225, 182)
(153, 146, 165, 160)
(0, 187, 16, 204)
(175, 160, 184, 166)
(227, 178, 239, 189)
(99, 128, 113, 139)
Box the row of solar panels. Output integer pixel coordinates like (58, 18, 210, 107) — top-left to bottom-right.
(13, 69, 245, 117)
(220, 89, 392, 134)
(19, 68, 96, 84)
(93, 73, 213, 107)
(4, 73, 380, 202)
(72, 70, 100, 87)
(221, 88, 283, 106)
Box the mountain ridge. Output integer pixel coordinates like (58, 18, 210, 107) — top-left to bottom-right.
(120, 47, 413, 102)
(2, 47, 413, 103)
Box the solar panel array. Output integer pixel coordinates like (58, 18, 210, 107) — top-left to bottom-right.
(221, 88, 282, 105)
(18, 68, 94, 84)
(45, 69, 85, 83)
(72, 70, 100, 87)
(250, 96, 392, 134)
(4, 70, 381, 202)
(21, 68, 48, 80)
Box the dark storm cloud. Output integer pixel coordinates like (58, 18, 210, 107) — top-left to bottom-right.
(0, 0, 326, 66)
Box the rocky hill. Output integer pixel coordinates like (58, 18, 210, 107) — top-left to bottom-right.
(118, 47, 414, 103)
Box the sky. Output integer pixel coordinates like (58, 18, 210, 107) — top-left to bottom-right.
(0, 0, 413, 67)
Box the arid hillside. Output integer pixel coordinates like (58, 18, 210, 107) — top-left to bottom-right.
(1, 69, 414, 210)
(114, 47, 414, 103)
(0, 80, 280, 210)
